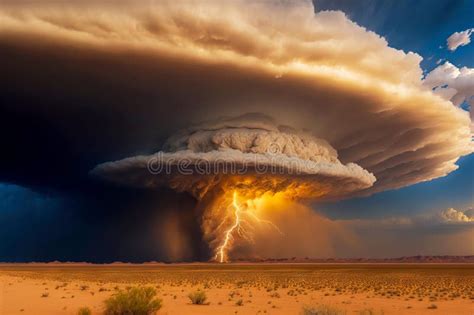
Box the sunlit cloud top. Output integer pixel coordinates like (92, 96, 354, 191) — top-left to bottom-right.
(0, 0, 472, 197)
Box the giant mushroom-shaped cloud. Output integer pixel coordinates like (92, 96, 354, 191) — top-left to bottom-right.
(1, 0, 471, 197)
(92, 113, 376, 200)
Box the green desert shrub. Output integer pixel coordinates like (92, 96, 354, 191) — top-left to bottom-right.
(104, 286, 162, 315)
(77, 307, 92, 315)
(301, 304, 346, 315)
(188, 289, 208, 305)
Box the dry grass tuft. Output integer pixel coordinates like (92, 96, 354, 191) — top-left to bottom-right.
(77, 306, 92, 315)
(428, 304, 438, 309)
(188, 289, 208, 305)
(104, 286, 162, 315)
(358, 309, 384, 315)
(301, 304, 346, 315)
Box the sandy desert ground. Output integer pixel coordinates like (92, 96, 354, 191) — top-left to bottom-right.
(0, 263, 472, 315)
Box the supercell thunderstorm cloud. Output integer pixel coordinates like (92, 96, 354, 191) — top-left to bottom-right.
(0, 0, 472, 261)
(93, 113, 376, 261)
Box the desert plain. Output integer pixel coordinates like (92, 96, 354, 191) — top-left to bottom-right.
(0, 263, 473, 315)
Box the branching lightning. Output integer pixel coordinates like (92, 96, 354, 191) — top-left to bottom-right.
(215, 190, 283, 263)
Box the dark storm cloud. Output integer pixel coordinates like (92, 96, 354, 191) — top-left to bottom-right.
(0, 183, 205, 262)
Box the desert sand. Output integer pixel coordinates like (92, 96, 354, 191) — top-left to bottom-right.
(0, 263, 472, 315)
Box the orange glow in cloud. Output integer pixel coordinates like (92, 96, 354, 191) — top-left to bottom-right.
(214, 190, 284, 262)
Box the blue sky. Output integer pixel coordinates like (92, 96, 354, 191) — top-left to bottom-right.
(315, 0, 474, 70)
(315, 0, 473, 218)
(320, 155, 474, 219)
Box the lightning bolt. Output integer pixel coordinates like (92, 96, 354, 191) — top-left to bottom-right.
(215, 191, 241, 263)
(214, 190, 282, 263)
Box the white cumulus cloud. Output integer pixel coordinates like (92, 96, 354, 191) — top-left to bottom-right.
(424, 62, 474, 120)
(447, 28, 474, 51)
(439, 207, 474, 223)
